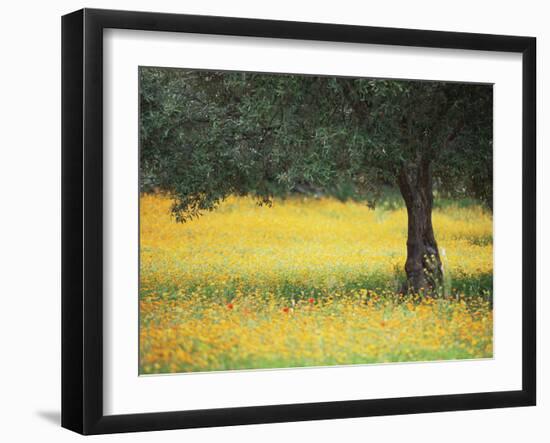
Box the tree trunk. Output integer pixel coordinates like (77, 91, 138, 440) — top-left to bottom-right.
(397, 159, 444, 295)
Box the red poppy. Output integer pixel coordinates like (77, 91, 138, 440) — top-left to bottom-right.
(308, 298, 315, 304)
(282, 307, 290, 313)
(227, 303, 234, 310)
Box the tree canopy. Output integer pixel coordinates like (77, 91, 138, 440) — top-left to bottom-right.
(140, 67, 492, 219)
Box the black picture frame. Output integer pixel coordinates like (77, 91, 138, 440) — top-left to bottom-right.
(62, 8, 536, 435)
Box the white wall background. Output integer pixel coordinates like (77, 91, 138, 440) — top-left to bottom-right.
(0, 0, 546, 441)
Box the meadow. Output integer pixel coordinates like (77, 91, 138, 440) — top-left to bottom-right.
(139, 193, 493, 374)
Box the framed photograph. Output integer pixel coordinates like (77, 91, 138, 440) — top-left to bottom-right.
(62, 8, 536, 435)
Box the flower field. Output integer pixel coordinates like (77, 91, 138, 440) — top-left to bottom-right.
(139, 194, 493, 374)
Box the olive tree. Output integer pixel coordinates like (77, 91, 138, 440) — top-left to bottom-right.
(139, 67, 492, 294)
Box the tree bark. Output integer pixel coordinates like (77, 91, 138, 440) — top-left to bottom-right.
(397, 159, 444, 295)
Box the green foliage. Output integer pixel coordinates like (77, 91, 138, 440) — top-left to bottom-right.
(139, 67, 493, 220)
